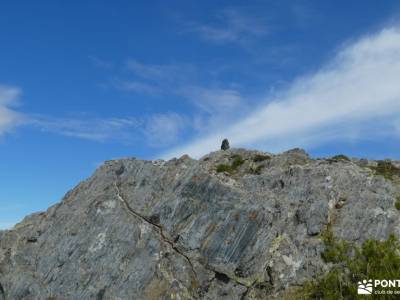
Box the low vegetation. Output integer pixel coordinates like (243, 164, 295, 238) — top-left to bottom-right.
(216, 164, 234, 174)
(395, 198, 400, 210)
(216, 154, 245, 174)
(297, 226, 400, 299)
(330, 154, 350, 162)
(369, 160, 400, 180)
(216, 154, 271, 175)
(253, 154, 271, 162)
(231, 155, 245, 169)
(250, 165, 265, 175)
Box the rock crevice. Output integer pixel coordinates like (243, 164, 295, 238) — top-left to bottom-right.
(113, 181, 198, 280)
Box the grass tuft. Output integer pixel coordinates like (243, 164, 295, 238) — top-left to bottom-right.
(216, 164, 233, 174)
(297, 226, 400, 299)
(231, 155, 245, 168)
(330, 154, 350, 162)
(253, 154, 271, 162)
(216, 155, 244, 175)
(369, 160, 400, 180)
(395, 198, 400, 210)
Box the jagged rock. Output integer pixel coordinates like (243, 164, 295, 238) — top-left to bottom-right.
(0, 148, 400, 299)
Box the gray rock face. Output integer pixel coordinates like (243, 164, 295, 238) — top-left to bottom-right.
(1, 149, 400, 299)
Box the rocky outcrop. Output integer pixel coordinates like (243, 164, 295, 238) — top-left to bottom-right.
(1, 148, 399, 299)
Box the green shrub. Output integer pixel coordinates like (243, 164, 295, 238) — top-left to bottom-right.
(320, 226, 351, 264)
(330, 154, 350, 162)
(253, 154, 271, 162)
(216, 155, 244, 174)
(231, 155, 244, 168)
(248, 165, 265, 175)
(254, 165, 264, 175)
(216, 164, 233, 174)
(370, 160, 400, 180)
(395, 198, 400, 210)
(297, 227, 400, 299)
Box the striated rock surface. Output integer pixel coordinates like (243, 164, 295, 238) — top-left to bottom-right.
(1, 148, 400, 299)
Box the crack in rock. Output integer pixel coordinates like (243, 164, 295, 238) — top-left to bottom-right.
(0, 282, 5, 300)
(113, 182, 198, 280)
(114, 181, 255, 296)
(211, 268, 253, 289)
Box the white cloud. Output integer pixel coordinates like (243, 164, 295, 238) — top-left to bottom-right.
(188, 8, 268, 44)
(126, 60, 195, 83)
(115, 80, 161, 95)
(178, 86, 247, 135)
(0, 85, 23, 136)
(120, 60, 196, 96)
(31, 113, 188, 148)
(144, 113, 186, 147)
(126, 60, 180, 80)
(89, 55, 114, 69)
(32, 116, 141, 142)
(180, 86, 243, 114)
(121, 61, 247, 123)
(164, 27, 400, 158)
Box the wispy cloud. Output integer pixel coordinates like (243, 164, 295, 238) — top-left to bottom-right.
(179, 86, 243, 114)
(30, 112, 189, 148)
(0, 82, 188, 147)
(31, 116, 142, 142)
(185, 7, 268, 44)
(0, 85, 23, 136)
(120, 60, 247, 122)
(114, 80, 161, 95)
(126, 59, 182, 81)
(89, 55, 114, 69)
(0, 84, 159, 145)
(164, 26, 400, 158)
(117, 60, 249, 137)
(178, 86, 247, 133)
(144, 113, 186, 147)
(115, 60, 197, 96)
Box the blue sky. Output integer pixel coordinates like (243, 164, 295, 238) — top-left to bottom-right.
(1, 1, 400, 228)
